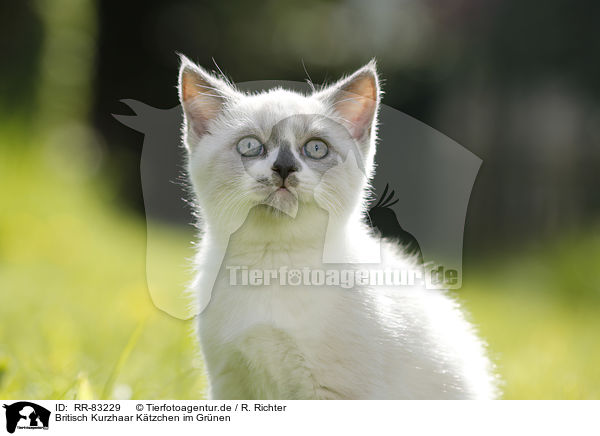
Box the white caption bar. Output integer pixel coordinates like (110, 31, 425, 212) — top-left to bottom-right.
(1, 400, 597, 436)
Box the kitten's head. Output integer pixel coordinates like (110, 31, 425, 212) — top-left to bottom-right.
(178, 56, 380, 232)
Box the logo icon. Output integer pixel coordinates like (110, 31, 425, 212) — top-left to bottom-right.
(367, 183, 423, 265)
(114, 80, 481, 319)
(3, 402, 50, 434)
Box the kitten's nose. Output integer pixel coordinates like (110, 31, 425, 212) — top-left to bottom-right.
(272, 149, 298, 181)
(271, 163, 297, 180)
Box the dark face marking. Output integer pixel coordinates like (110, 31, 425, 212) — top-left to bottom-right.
(271, 142, 299, 182)
(236, 114, 367, 192)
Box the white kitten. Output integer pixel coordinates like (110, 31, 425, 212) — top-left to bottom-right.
(178, 55, 498, 399)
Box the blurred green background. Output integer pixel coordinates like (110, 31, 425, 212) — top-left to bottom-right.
(1, 0, 599, 399)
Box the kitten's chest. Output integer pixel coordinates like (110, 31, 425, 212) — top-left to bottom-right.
(199, 280, 343, 398)
(197, 239, 364, 398)
(224, 239, 324, 270)
(204, 273, 339, 344)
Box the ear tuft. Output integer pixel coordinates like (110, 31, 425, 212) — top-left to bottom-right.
(178, 55, 236, 139)
(317, 60, 380, 141)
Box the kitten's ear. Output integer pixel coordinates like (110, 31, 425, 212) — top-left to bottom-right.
(316, 60, 380, 141)
(178, 55, 237, 138)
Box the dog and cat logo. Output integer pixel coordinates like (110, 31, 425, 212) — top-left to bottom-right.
(2, 402, 50, 433)
(114, 81, 481, 318)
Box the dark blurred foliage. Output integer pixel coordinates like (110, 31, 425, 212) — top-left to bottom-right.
(2, 0, 599, 257)
(0, 2, 43, 120)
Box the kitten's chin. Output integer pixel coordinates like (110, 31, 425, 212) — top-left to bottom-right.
(260, 187, 299, 218)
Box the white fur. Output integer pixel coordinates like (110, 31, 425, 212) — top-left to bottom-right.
(179, 57, 498, 399)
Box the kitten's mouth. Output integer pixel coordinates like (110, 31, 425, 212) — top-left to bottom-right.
(272, 185, 296, 199)
(259, 185, 299, 218)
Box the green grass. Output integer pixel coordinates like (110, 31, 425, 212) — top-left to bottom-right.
(0, 127, 205, 399)
(0, 124, 598, 399)
(460, 234, 600, 399)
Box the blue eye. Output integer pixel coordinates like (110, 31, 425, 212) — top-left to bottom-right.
(303, 139, 328, 159)
(236, 136, 264, 157)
